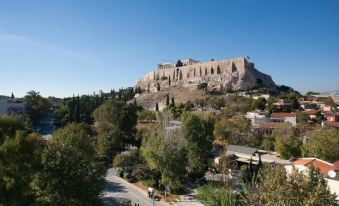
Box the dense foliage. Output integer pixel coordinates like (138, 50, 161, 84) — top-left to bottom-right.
(93, 100, 138, 158)
(302, 128, 339, 161)
(250, 166, 336, 206)
(25, 90, 51, 122)
(0, 116, 45, 205)
(197, 184, 239, 206)
(54, 87, 136, 127)
(34, 123, 105, 205)
(182, 112, 214, 178)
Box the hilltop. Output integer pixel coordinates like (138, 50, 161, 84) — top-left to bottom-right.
(134, 57, 276, 110)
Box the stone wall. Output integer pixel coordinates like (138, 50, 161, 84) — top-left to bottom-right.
(141, 57, 250, 82)
(136, 57, 276, 93)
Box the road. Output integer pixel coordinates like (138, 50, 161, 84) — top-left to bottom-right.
(101, 168, 166, 206)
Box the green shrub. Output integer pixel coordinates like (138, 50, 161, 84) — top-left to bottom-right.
(197, 184, 239, 206)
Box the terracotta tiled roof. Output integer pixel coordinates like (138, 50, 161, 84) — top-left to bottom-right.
(294, 158, 339, 175)
(271, 112, 296, 119)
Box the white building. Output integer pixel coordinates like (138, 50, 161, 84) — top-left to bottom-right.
(0, 98, 26, 119)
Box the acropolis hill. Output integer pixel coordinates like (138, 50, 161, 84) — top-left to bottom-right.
(134, 57, 276, 110)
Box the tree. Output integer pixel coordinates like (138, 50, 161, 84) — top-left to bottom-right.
(166, 94, 170, 106)
(141, 130, 187, 191)
(275, 130, 302, 159)
(113, 150, 139, 168)
(288, 92, 300, 109)
(137, 110, 156, 122)
(176, 60, 183, 67)
(226, 83, 233, 93)
(34, 123, 105, 205)
(214, 117, 257, 146)
(0, 131, 44, 205)
(93, 100, 138, 158)
(197, 82, 208, 94)
(25, 90, 51, 122)
(156, 82, 160, 92)
(171, 97, 175, 106)
(251, 97, 266, 110)
(296, 111, 308, 124)
(260, 132, 275, 150)
(181, 113, 214, 178)
(207, 97, 225, 109)
(0, 115, 25, 143)
(155, 102, 159, 111)
(301, 128, 339, 161)
(306, 91, 320, 96)
(250, 166, 336, 206)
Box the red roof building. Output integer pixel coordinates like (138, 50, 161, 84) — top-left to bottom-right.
(293, 158, 339, 178)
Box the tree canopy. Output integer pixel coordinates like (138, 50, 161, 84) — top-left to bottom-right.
(181, 112, 214, 178)
(93, 100, 138, 158)
(34, 123, 105, 205)
(302, 128, 339, 161)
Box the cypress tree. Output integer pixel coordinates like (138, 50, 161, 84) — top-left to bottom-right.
(166, 94, 170, 106)
(171, 97, 175, 106)
(75, 95, 81, 122)
(155, 102, 159, 111)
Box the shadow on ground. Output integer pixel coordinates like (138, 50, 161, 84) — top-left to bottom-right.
(103, 181, 128, 193)
(101, 196, 131, 206)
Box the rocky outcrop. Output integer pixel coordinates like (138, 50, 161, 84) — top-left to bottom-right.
(135, 57, 276, 94)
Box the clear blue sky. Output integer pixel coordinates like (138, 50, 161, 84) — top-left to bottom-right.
(0, 0, 338, 97)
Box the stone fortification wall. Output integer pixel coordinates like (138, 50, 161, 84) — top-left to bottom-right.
(141, 57, 250, 82)
(136, 57, 276, 93)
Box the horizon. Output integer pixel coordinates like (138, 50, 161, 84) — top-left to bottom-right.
(1, 0, 338, 97)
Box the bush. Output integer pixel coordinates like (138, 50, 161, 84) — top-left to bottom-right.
(113, 150, 139, 168)
(160, 76, 168, 80)
(197, 184, 239, 206)
(197, 83, 208, 90)
(137, 110, 156, 121)
(141, 179, 157, 187)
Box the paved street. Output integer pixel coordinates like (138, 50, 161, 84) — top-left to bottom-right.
(101, 168, 204, 206)
(101, 168, 166, 206)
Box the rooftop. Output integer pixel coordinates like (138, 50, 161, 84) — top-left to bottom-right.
(293, 158, 339, 177)
(255, 121, 292, 129)
(271, 112, 296, 119)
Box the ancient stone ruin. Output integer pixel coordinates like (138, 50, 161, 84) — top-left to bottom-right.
(135, 57, 276, 94)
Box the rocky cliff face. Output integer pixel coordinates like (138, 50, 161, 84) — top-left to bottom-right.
(135, 57, 276, 94)
(134, 57, 276, 110)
